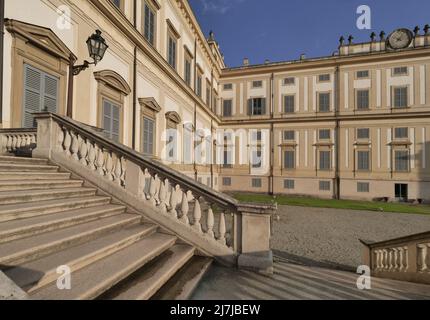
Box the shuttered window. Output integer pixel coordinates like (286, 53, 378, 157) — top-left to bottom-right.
(167, 34, 177, 69)
(284, 180, 295, 189)
(357, 151, 370, 171)
(319, 151, 331, 170)
(357, 128, 370, 140)
(252, 178, 262, 188)
(223, 100, 232, 117)
(318, 93, 330, 112)
(142, 117, 155, 155)
(247, 98, 266, 116)
(357, 182, 370, 193)
(395, 150, 409, 172)
(284, 150, 295, 169)
(103, 99, 120, 142)
(357, 90, 369, 110)
(319, 181, 331, 191)
(393, 87, 408, 108)
(23, 65, 59, 128)
(144, 3, 156, 46)
(284, 95, 295, 113)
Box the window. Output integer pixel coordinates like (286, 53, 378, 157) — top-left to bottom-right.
(284, 180, 295, 189)
(319, 181, 331, 191)
(393, 87, 408, 108)
(395, 184, 408, 200)
(196, 72, 202, 98)
(142, 117, 155, 155)
(222, 177, 231, 186)
(102, 99, 121, 142)
(357, 70, 369, 78)
(318, 93, 330, 112)
(206, 84, 211, 106)
(319, 74, 330, 82)
(184, 54, 192, 86)
(167, 33, 177, 69)
(223, 150, 232, 168)
(248, 98, 266, 116)
(356, 89, 369, 110)
(252, 178, 262, 188)
(251, 149, 262, 168)
(223, 83, 233, 90)
(357, 128, 370, 140)
(284, 150, 295, 169)
(284, 95, 295, 113)
(319, 129, 330, 140)
(166, 129, 176, 160)
(393, 67, 408, 76)
(252, 80, 263, 88)
(223, 100, 233, 117)
(394, 127, 408, 139)
(251, 130, 262, 142)
(319, 151, 331, 170)
(284, 130, 295, 140)
(23, 64, 59, 128)
(395, 150, 409, 172)
(357, 182, 370, 193)
(357, 151, 370, 171)
(283, 77, 295, 85)
(143, 2, 156, 46)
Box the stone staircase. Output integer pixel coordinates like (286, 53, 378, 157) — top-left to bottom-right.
(0, 155, 212, 300)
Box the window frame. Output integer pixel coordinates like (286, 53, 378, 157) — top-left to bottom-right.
(284, 179, 295, 190)
(283, 77, 295, 86)
(357, 128, 370, 140)
(142, 1, 157, 47)
(222, 99, 233, 117)
(252, 80, 263, 88)
(283, 94, 296, 114)
(319, 129, 331, 140)
(318, 74, 331, 82)
(318, 92, 331, 112)
(392, 66, 408, 77)
(394, 127, 409, 140)
(356, 89, 370, 110)
(251, 178, 262, 188)
(392, 86, 409, 109)
(319, 150, 331, 171)
(283, 149, 296, 170)
(356, 70, 370, 79)
(357, 182, 370, 193)
(394, 150, 410, 172)
(319, 181, 331, 191)
(356, 150, 371, 171)
(248, 97, 266, 116)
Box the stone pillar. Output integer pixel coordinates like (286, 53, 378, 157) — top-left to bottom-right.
(32, 113, 62, 159)
(236, 203, 276, 274)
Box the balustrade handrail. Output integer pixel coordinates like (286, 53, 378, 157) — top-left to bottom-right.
(34, 112, 276, 214)
(361, 231, 430, 249)
(0, 128, 37, 133)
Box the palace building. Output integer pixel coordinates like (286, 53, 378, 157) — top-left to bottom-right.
(1, 0, 430, 202)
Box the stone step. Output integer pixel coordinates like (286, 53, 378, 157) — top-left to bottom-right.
(0, 196, 112, 223)
(30, 233, 177, 300)
(152, 256, 213, 300)
(0, 187, 97, 205)
(0, 156, 48, 165)
(5, 224, 158, 293)
(0, 172, 71, 181)
(0, 214, 141, 266)
(100, 244, 195, 300)
(0, 180, 84, 192)
(0, 204, 127, 244)
(0, 163, 59, 172)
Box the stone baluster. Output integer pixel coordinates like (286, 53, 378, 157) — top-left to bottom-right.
(104, 150, 114, 181)
(158, 177, 168, 213)
(206, 205, 215, 239)
(70, 131, 79, 161)
(417, 244, 428, 272)
(168, 183, 178, 218)
(147, 174, 158, 206)
(31, 133, 36, 145)
(113, 154, 122, 185)
(193, 196, 202, 233)
(403, 247, 409, 271)
(179, 190, 190, 224)
(87, 142, 97, 171)
(63, 127, 72, 156)
(120, 157, 126, 187)
(78, 135, 88, 166)
(20, 134, 27, 148)
(218, 212, 226, 245)
(6, 135, 12, 152)
(382, 250, 388, 270)
(95, 144, 105, 176)
(12, 135, 18, 152)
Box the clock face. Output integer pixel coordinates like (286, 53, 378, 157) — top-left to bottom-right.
(388, 29, 413, 49)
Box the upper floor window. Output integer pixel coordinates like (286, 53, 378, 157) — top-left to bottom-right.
(319, 151, 331, 170)
(356, 89, 370, 110)
(283, 77, 295, 85)
(394, 127, 408, 139)
(357, 128, 370, 140)
(206, 80, 211, 106)
(356, 70, 369, 78)
(318, 74, 330, 82)
(252, 80, 263, 88)
(143, 2, 156, 46)
(247, 98, 266, 116)
(393, 87, 408, 108)
(284, 130, 295, 141)
(284, 95, 295, 113)
(395, 150, 409, 172)
(393, 67, 408, 76)
(196, 71, 202, 98)
(167, 34, 177, 69)
(103, 99, 121, 142)
(318, 92, 330, 112)
(357, 151, 370, 171)
(284, 150, 295, 169)
(223, 100, 232, 117)
(184, 53, 192, 87)
(223, 83, 233, 90)
(319, 129, 331, 140)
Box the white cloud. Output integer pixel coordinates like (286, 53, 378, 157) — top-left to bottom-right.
(200, 0, 245, 14)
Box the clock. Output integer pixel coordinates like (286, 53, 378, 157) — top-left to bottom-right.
(387, 29, 413, 50)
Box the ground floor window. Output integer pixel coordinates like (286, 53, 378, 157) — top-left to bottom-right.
(252, 178, 262, 188)
(284, 179, 295, 189)
(222, 177, 232, 186)
(319, 181, 331, 191)
(357, 182, 370, 193)
(395, 184, 408, 200)
(142, 117, 155, 155)
(102, 99, 120, 142)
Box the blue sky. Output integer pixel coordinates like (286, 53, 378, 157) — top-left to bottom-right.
(189, 0, 430, 67)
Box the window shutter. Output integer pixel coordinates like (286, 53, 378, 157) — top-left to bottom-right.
(247, 99, 252, 115)
(103, 100, 112, 139)
(43, 74, 58, 113)
(262, 98, 266, 114)
(23, 65, 42, 128)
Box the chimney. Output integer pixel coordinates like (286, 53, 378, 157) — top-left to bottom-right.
(243, 58, 249, 66)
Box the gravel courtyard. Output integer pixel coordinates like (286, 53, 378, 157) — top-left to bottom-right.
(271, 206, 430, 270)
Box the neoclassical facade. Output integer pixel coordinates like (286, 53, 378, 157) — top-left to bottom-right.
(1, 0, 430, 202)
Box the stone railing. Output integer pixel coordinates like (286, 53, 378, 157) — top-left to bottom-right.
(32, 113, 276, 272)
(0, 129, 37, 155)
(361, 231, 430, 285)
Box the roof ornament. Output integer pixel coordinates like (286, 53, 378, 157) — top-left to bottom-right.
(339, 36, 345, 46)
(348, 35, 354, 44)
(208, 30, 215, 41)
(379, 30, 386, 41)
(424, 24, 429, 35)
(370, 32, 376, 42)
(413, 26, 420, 37)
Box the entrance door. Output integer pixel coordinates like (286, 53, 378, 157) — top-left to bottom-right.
(23, 64, 59, 128)
(395, 184, 408, 201)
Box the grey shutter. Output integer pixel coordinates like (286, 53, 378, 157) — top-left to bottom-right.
(43, 74, 58, 113)
(262, 98, 266, 114)
(247, 99, 252, 115)
(23, 65, 42, 128)
(103, 100, 112, 139)
(112, 104, 120, 142)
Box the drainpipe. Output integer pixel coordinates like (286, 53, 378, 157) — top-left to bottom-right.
(210, 119, 214, 188)
(0, 0, 4, 125)
(193, 38, 197, 181)
(269, 73, 274, 195)
(334, 65, 341, 200)
(132, 0, 137, 150)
